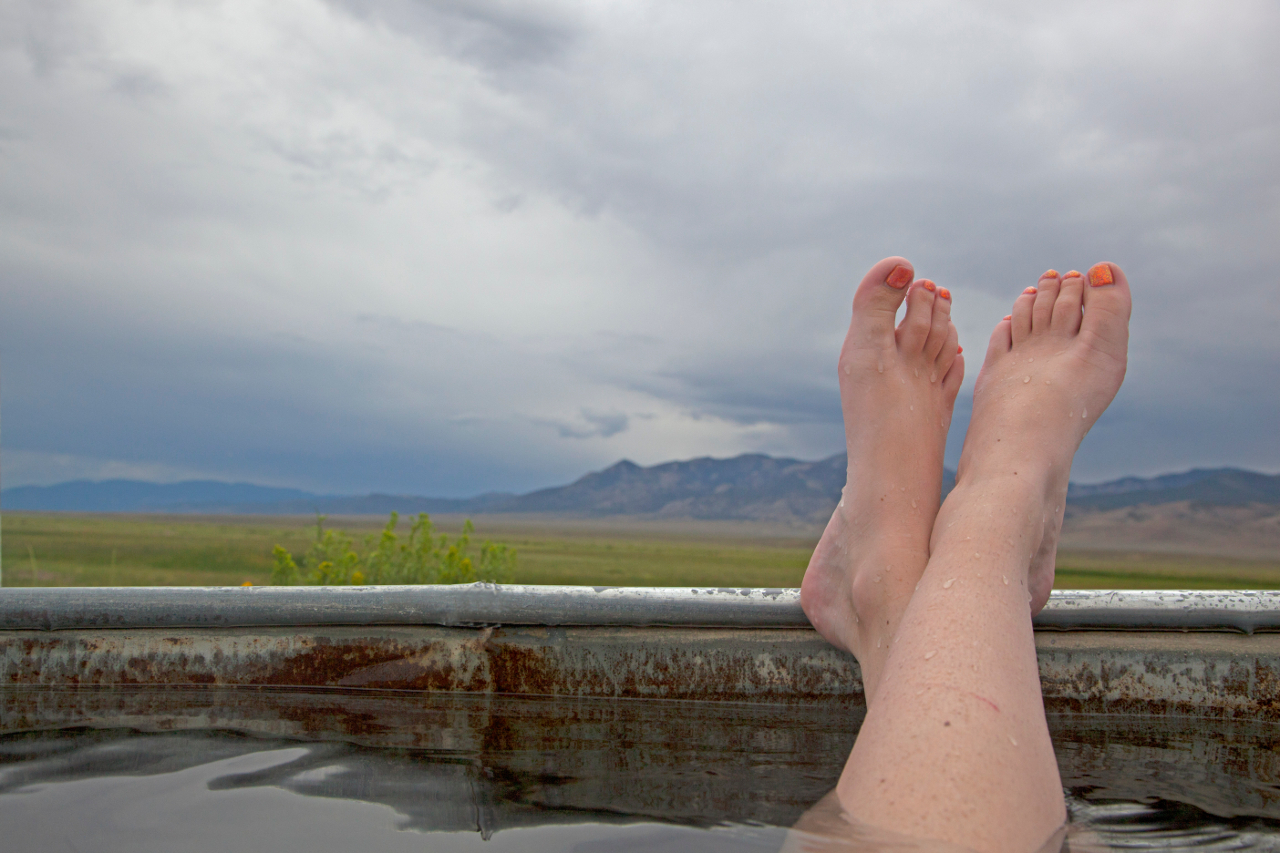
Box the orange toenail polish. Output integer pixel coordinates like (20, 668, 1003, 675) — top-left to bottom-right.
(1003, 315, 1012, 321)
(922, 280, 936, 292)
(1023, 286, 1037, 294)
(957, 345, 963, 354)
(1041, 269, 1058, 279)
(1064, 270, 1082, 279)
(938, 287, 951, 300)
(886, 265, 912, 288)
(1088, 264, 1114, 287)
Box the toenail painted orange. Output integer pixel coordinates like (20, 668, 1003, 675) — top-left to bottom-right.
(938, 287, 951, 300)
(1041, 269, 1058, 279)
(1088, 263, 1114, 287)
(886, 265, 912, 288)
(921, 279, 936, 292)
(1003, 315, 1012, 321)
(957, 345, 963, 354)
(1023, 286, 1037, 294)
(1064, 270, 1082, 279)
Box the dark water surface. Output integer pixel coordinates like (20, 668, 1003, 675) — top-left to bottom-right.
(2, 687, 1279, 851)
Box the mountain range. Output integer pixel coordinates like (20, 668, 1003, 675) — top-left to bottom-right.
(6, 456, 1280, 522)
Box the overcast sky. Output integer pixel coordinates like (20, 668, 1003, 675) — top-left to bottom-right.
(2, 0, 1278, 496)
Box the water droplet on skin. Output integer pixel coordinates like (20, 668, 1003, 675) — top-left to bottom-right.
(911, 499, 917, 508)
(1009, 735, 1018, 746)
(838, 499, 845, 508)
(843, 365, 851, 376)
(909, 405, 914, 411)
(1082, 408, 1088, 418)
(943, 578, 955, 589)
(1028, 357, 1034, 362)
(876, 638, 881, 648)
(874, 575, 882, 583)
(916, 689, 925, 696)
(930, 371, 937, 382)
(974, 552, 980, 558)
(1045, 379, 1051, 385)
(914, 368, 919, 377)
(1068, 411, 1073, 418)
(877, 360, 884, 373)
(925, 650, 937, 659)
(1024, 376, 1031, 383)
(1002, 575, 1008, 585)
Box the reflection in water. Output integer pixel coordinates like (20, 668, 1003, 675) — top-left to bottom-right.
(1, 688, 1279, 851)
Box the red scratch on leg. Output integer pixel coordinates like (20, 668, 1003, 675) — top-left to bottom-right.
(967, 692, 1000, 714)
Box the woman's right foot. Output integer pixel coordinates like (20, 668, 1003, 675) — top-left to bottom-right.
(953, 263, 1132, 611)
(801, 257, 964, 698)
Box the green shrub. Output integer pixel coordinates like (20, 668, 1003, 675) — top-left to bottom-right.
(270, 513, 515, 586)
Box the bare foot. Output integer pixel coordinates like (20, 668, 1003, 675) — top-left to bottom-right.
(953, 263, 1131, 611)
(801, 257, 964, 697)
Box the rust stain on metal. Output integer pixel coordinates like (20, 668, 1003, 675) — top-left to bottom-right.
(4, 627, 1280, 719)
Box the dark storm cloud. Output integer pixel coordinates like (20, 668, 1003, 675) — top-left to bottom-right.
(1, 0, 1278, 493)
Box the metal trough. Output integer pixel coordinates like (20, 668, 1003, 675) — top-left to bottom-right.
(2, 586, 1280, 719)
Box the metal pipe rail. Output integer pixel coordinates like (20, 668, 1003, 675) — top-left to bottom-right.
(2, 586, 1280, 633)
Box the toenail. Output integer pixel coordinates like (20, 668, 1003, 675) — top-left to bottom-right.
(938, 287, 951, 300)
(1041, 269, 1058, 279)
(1003, 315, 1012, 321)
(1023, 286, 1037, 294)
(921, 279, 936, 292)
(1064, 270, 1082, 279)
(1088, 263, 1115, 287)
(886, 265, 912, 288)
(957, 345, 963, 354)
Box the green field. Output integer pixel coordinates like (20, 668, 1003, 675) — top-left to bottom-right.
(3, 511, 1279, 589)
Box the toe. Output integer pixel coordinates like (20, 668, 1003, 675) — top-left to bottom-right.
(850, 257, 915, 340)
(1080, 262, 1132, 358)
(1052, 270, 1085, 335)
(987, 314, 1013, 361)
(896, 279, 937, 354)
(922, 285, 953, 362)
(1010, 285, 1037, 343)
(941, 347, 965, 407)
(934, 320, 960, 386)
(1031, 271, 1061, 333)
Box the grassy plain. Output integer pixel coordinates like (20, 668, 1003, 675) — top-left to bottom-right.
(3, 511, 1280, 589)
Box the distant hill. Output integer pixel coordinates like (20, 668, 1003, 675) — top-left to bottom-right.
(4, 460, 1278, 521)
(1066, 468, 1280, 512)
(491, 454, 849, 521)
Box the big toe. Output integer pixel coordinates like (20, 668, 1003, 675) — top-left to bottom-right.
(1080, 262, 1132, 356)
(850, 257, 914, 339)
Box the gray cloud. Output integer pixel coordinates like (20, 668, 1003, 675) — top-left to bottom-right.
(1, 0, 1278, 494)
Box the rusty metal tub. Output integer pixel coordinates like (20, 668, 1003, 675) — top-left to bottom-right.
(1, 586, 1279, 718)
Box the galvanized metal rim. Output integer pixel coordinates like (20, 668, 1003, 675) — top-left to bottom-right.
(2, 586, 1279, 633)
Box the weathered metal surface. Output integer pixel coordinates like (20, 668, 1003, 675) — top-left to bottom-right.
(5, 625, 1280, 719)
(5, 586, 1280, 632)
(1039, 590, 1280, 633)
(0, 626, 862, 703)
(0, 585, 808, 630)
(1037, 631, 1280, 719)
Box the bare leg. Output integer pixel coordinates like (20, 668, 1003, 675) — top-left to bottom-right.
(835, 263, 1131, 852)
(802, 256, 964, 701)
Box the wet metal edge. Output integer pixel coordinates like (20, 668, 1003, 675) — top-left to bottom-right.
(3, 586, 1280, 632)
(5, 588, 1280, 719)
